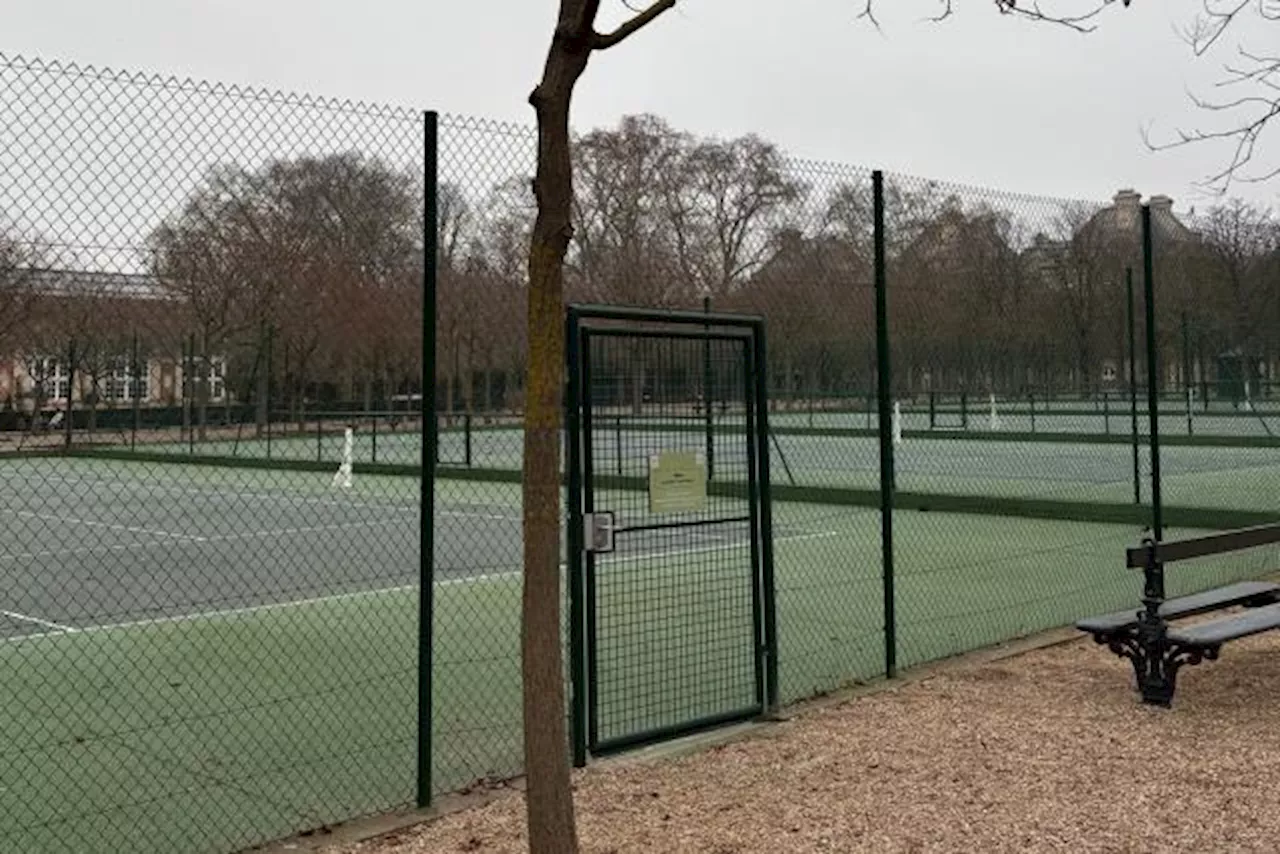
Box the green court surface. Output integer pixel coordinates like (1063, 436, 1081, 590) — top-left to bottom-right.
(4, 454, 1279, 852)
(124, 422, 1280, 516)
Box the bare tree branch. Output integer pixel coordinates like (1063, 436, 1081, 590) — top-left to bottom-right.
(1143, 8, 1280, 193)
(593, 0, 678, 49)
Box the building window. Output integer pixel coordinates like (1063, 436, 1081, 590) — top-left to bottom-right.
(105, 358, 149, 402)
(208, 356, 226, 401)
(33, 356, 70, 403)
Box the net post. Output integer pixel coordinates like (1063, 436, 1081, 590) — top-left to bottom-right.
(960, 390, 968, 431)
(416, 109, 438, 808)
(1143, 205, 1163, 540)
(928, 389, 935, 429)
(873, 170, 896, 681)
(371, 411, 378, 463)
(1028, 392, 1035, 433)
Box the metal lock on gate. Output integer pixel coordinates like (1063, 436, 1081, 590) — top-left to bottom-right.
(586, 511, 616, 554)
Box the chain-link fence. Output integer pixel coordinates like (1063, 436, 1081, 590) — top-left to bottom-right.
(4, 51, 1280, 854)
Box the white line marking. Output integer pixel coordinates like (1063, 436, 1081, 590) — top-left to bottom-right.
(0, 529, 836, 644)
(1, 610, 78, 633)
(8, 509, 207, 542)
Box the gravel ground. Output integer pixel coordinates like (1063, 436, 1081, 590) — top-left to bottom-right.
(330, 630, 1280, 854)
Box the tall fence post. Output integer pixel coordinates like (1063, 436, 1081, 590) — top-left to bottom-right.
(416, 110, 439, 809)
(1182, 311, 1193, 436)
(130, 332, 141, 451)
(703, 295, 715, 481)
(1142, 206, 1163, 539)
(1127, 268, 1141, 506)
(64, 338, 76, 448)
(873, 170, 896, 680)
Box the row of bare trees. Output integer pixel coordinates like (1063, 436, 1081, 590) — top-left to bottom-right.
(3, 116, 1279, 425)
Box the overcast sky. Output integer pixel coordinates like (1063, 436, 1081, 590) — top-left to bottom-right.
(5, 0, 1276, 211)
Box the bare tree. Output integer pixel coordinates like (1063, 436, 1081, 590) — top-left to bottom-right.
(1144, 0, 1280, 192)
(151, 152, 419, 435)
(0, 231, 44, 360)
(1195, 198, 1280, 378)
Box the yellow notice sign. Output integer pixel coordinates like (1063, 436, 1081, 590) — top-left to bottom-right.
(648, 451, 708, 514)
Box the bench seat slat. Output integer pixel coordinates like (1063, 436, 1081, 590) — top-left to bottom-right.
(1076, 581, 1280, 635)
(1169, 602, 1280, 648)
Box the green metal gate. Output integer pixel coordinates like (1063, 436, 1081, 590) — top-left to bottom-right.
(565, 305, 777, 762)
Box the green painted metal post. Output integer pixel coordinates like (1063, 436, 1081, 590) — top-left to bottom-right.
(1103, 391, 1110, 436)
(1028, 393, 1036, 433)
(187, 333, 196, 455)
(1182, 311, 1193, 436)
(130, 332, 140, 452)
(750, 321, 780, 714)
(63, 338, 76, 448)
(265, 324, 274, 460)
(1143, 206, 1163, 540)
(928, 390, 936, 429)
(371, 411, 378, 463)
(1127, 269, 1141, 506)
(614, 415, 623, 476)
(416, 110, 439, 808)
(464, 412, 473, 467)
(873, 171, 896, 680)
(565, 308, 588, 767)
(703, 295, 715, 481)
(960, 391, 968, 431)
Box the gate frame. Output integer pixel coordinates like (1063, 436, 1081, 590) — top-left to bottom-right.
(565, 303, 778, 766)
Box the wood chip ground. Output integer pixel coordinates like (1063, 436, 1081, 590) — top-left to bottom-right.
(329, 632, 1280, 853)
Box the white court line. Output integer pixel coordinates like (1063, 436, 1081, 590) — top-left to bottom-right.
(1, 609, 79, 633)
(8, 509, 208, 542)
(0, 529, 839, 644)
(2, 516, 415, 563)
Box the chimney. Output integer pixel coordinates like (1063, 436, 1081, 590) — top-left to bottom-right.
(1148, 194, 1174, 215)
(1113, 188, 1142, 210)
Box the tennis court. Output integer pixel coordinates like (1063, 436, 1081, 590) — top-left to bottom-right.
(5, 450, 1279, 853)
(124, 420, 1280, 513)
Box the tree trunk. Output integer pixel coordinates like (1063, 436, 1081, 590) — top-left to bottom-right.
(521, 5, 675, 851)
(523, 17, 592, 854)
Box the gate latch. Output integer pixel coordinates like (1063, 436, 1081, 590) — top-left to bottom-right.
(586, 511, 616, 554)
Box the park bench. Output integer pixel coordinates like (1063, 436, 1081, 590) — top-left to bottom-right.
(1076, 523, 1280, 706)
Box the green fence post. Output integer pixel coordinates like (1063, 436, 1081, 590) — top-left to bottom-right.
(703, 295, 715, 480)
(130, 331, 140, 452)
(960, 390, 968, 431)
(1028, 392, 1036, 433)
(416, 109, 438, 808)
(1103, 390, 1110, 436)
(1182, 311, 1193, 436)
(187, 333, 196, 455)
(565, 308, 588, 767)
(928, 390, 936, 429)
(873, 170, 896, 680)
(64, 337, 76, 448)
(1127, 268, 1141, 506)
(1143, 206, 1163, 539)
(371, 412, 378, 463)
(265, 324, 274, 460)
(614, 414, 623, 476)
